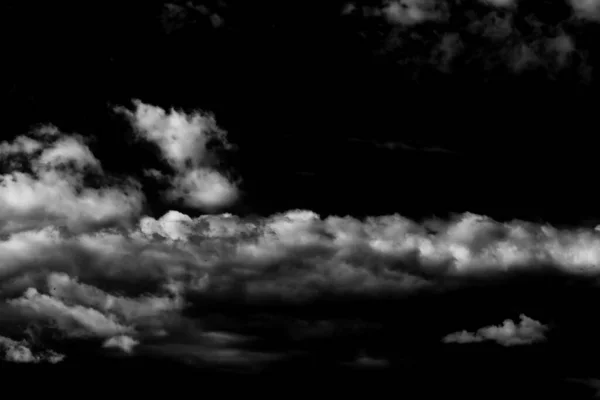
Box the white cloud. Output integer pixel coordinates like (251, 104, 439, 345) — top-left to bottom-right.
(119, 101, 238, 211)
(0, 335, 65, 364)
(103, 335, 139, 354)
(568, 0, 600, 21)
(0, 127, 143, 234)
(3, 198, 600, 366)
(47, 273, 183, 326)
(139, 210, 193, 242)
(9, 287, 132, 338)
(125, 100, 226, 170)
(7, 208, 600, 310)
(442, 314, 548, 346)
(168, 168, 237, 210)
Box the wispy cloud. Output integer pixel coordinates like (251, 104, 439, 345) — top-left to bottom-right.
(347, 137, 457, 154)
(342, 0, 592, 81)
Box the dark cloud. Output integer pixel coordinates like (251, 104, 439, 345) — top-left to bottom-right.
(341, 0, 594, 83)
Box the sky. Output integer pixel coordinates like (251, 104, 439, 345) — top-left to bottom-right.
(4, 0, 600, 397)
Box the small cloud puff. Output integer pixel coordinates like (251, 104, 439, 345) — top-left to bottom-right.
(103, 335, 139, 354)
(442, 314, 548, 346)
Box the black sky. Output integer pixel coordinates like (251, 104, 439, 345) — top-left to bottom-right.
(5, 0, 600, 222)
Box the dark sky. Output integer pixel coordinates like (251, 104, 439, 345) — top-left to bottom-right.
(6, 0, 600, 222)
(3, 1, 600, 397)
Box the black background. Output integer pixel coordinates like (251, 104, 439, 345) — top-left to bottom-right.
(5, 0, 599, 223)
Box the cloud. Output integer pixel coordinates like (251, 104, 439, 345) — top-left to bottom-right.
(168, 168, 237, 210)
(161, 2, 226, 34)
(103, 335, 139, 354)
(348, 353, 390, 369)
(118, 100, 238, 211)
(349, 0, 446, 26)
(9, 287, 132, 338)
(8, 208, 600, 313)
(145, 342, 281, 369)
(5, 271, 184, 342)
(442, 314, 548, 346)
(345, 1, 591, 81)
(0, 126, 143, 235)
(568, 0, 600, 21)
(0, 335, 64, 364)
(480, 0, 517, 8)
(138, 210, 193, 243)
(4, 177, 600, 368)
(382, 0, 441, 25)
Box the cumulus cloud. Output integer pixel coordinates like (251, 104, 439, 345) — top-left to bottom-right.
(442, 314, 548, 346)
(0, 126, 143, 234)
(0, 335, 64, 364)
(8, 208, 600, 314)
(138, 210, 193, 243)
(4, 189, 600, 368)
(118, 100, 238, 211)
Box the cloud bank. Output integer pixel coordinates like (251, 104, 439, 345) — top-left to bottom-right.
(442, 314, 548, 346)
(1, 204, 600, 367)
(2, 107, 600, 369)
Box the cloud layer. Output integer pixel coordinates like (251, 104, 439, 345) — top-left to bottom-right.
(1, 103, 600, 369)
(1, 201, 600, 365)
